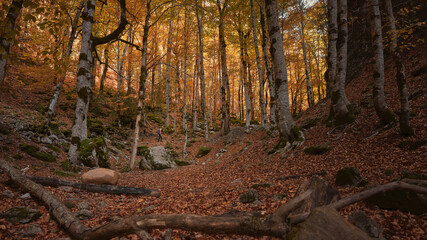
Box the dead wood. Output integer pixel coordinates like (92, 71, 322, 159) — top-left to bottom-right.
(276, 171, 326, 180)
(27, 175, 160, 197)
(1, 158, 426, 240)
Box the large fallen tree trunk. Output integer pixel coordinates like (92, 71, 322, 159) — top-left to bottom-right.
(1, 158, 425, 240)
(27, 176, 160, 196)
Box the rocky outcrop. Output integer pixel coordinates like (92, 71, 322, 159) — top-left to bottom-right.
(139, 146, 177, 170)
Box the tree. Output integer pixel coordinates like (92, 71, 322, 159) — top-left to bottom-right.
(328, 0, 352, 125)
(251, 0, 268, 127)
(165, 19, 173, 126)
(384, 0, 413, 136)
(217, 0, 231, 136)
(0, 0, 24, 84)
(99, 45, 109, 94)
(369, 0, 396, 126)
(264, 0, 304, 148)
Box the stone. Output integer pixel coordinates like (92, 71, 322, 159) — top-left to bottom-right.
(349, 210, 384, 239)
(20, 193, 31, 199)
(58, 186, 73, 192)
(63, 200, 76, 209)
(4, 207, 42, 223)
(81, 168, 119, 185)
(41, 136, 52, 144)
(335, 167, 368, 187)
(23, 224, 42, 237)
(75, 209, 93, 220)
(99, 201, 106, 208)
(78, 137, 110, 168)
(2, 190, 14, 198)
(239, 189, 259, 204)
(139, 146, 177, 170)
(77, 202, 89, 210)
(288, 207, 373, 240)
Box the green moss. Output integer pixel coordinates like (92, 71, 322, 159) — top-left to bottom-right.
(137, 145, 150, 156)
(196, 146, 212, 158)
(20, 144, 56, 162)
(88, 118, 104, 135)
(60, 160, 78, 172)
(169, 150, 179, 159)
(163, 125, 174, 134)
(289, 125, 304, 143)
(32, 124, 49, 135)
(190, 139, 196, 143)
(147, 113, 163, 124)
(165, 142, 173, 149)
(174, 160, 190, 166)
(120, 165, 131, 173)
(304, 145, 330, 155)
(50, 168, 76, 177)
(230, 117, 245, 126)
(45, 144, 60, 153)
(78, 137, 109, 168)
(13, 154, 22, 160)
(250, 120, 259, 125)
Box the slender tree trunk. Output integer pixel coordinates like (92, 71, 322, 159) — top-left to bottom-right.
(0, 0, 24, 84)
(126, 36, 133, 95)
(384, 0, 413, 135)
(165, 19, 173, 126)
(68, 0, 96, 166)
(298, 0, 315, 107)
(209, 37, 216, 128)
(217, 0, 231, 136)
(329, 0, 352, 125)
(247, 61, 255, 122)
(326, 0, 337, 100)
(183, 4, 188, 132)
(129, 0, 151, 170)
(369, 0, 396, 126)
(90, 52, 97, 88)
(193, 56, 199, 131)
(264, 0, 303, 146)
(46, 0, 84, 124)
(196, 0, 209, 140)
(238, 29, 251, 128)
(251, 0, 268, 127)
(260, 2, 276, 127)
(99, 46, 109, 94)
(116, 29, 131, 127)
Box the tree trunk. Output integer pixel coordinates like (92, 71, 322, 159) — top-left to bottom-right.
(99, 46, 109, 94)
(67, 0, 96, 166)
(129, 0, 151, 170)
(251, 0, 268, 127)
(183, 4, 188, 132)
(298, 0, 315, 107)
(46, 0, 85, 124)
(369, 0, 396, 126)
(196, 0, 209, 140)
(217, 0, 231, 136)
(165, 19, 173, 126)
(238, 29, 251, 128)
(264, 0, 303, 146)
(329, 0, 352, 125)
(116, 29, 131, 127)
(193, 56, 199, 132)
(0, 0, 24, 84)
(384, 0, 413, 135)
(260, 2, 276, 127)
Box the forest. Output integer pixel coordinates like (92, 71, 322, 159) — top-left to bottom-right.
(0, 0, 426, 239)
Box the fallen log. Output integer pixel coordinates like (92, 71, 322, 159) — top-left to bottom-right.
(27, 176, 160, 197)
(276, 171, 326, 180)
(1, 158, 426, 240)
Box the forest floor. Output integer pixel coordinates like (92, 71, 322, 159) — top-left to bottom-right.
(0, 45, 426, 239)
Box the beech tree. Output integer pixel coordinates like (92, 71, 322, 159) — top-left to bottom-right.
(264, 0, 304, 148)
(384, 0, 413, 136)
(0, 0, 24, 84)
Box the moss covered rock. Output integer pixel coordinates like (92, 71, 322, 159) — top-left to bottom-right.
(304, 145, 330, 155)
(301, 117, 320, 130)
(78, 137, 109, 168)
(88, 118, 104, 136)
(139, 146, 177, 170)
(196, 146, 212, 158)
(20, 144, 56, 162)
(4, 207, 42, 224)
(335, 167, 367, 187)
(239, 189, 259, 204)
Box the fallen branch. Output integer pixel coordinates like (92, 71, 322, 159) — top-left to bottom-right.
(276, 171, 326, 180)
(27, 176, 160, 197)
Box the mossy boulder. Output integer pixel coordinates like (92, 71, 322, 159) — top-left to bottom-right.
(4, 207, 42, 224)
(88, 118, 104, 136)
(20, 144, 56, 162)
(301, 117, 320, 130)
(304, 145, 330, 155)
(174, 160, 191, 166)
(78, 137, 109, 168)
(239, 189, 259, 204)
(335, 167, 368, 187)
(139, 146, 177, 170)
(196, 146, 212, 158)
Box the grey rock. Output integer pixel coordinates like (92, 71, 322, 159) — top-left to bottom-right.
(349, 210, 384, 239)
(23, 224, 42, 237)
(99, 201, 106, 208)
(75, 209, 93, 220)
(4, 207, 42, 223)
(250, 200, 262, 206)
(2, 190, 14, 198)
(63, 200, 76, 209)
(41, 137, 52, 144)
(239, 189, 259, 204)
(139, 146, 177, 170)
(20, 193, 31, 199)
(77, 202, 89, 210)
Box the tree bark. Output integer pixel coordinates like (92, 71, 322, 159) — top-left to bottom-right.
(260, 2, 276, 127)
(165, 19, 173, 126)
(68, 0, 96, 166)
(196, 0, 209, 141)
(0, 0, 24, 84)
(99, 46, 109, 94)
(217, 0, 231, 136)
(116, 29, 132, 126)
(384, 0, 413, 135)
(46, 0, 85, 124)
(129, 0, 151, 170)
(251, 0, 268, 127)
(238, 29, 251, 128)
(264, 0, 304, 146)
(298, 0, 315, 107)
